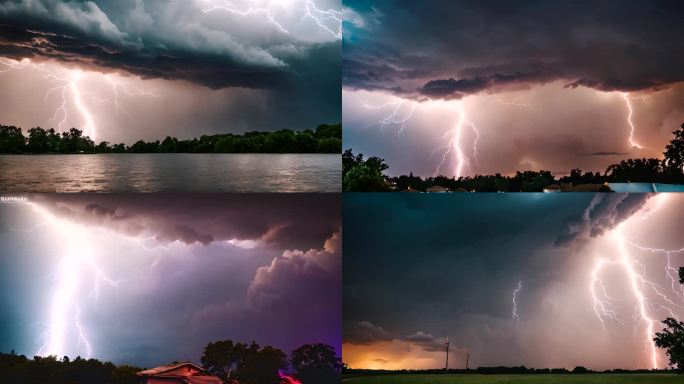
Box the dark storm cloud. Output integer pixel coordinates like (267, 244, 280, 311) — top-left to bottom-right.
(0, 0, 339, 89)
(343, 194, 594, 339)
(403, 332, 446, 353)
(342, 193, 666, 368)
(343, 0, 684, 99)
(0, 196, 342, 365)
(33, 194, 340, 251)
(343, 320, 392, 345)
(554, 194, 651, 247)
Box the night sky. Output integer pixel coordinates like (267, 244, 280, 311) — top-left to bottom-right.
(343, 0, 684, 177)
(343, 193, 684, 371)
(0, 194, 341, 367)
(0, 0, 341, 143)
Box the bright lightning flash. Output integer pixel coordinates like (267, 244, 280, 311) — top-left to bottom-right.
(512, 280, 522, 322)
(361, 100, 416, 135)
(434, 101, 480, 178)
(198, 0, 342, 39)
(590, 196, 683, 369)
(24, 202, 118, 359)
(621, 93, 643, 150)
(0, 58, 156, 142)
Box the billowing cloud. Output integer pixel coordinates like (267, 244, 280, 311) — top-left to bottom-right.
(0, 0, 340, 90)
(554, 194, 651, 247)
(343, 321, 391, 345)
(31, 193, 340, 251)
(342, 194, 684, 370)
(0, 194, 341, 366)
(0, 0, 341, 142)
(344, 0, 684, 99)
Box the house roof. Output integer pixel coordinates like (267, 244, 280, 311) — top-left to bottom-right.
(184, 376, 223, 384)
(426, 185, 449, 192)
(138, 363, 205, 376)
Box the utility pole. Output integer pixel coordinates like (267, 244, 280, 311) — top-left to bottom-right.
(465, 352, 470, 374)
(445, 337, 450, 373)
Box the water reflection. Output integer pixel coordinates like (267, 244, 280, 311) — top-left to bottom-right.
(0, 154, 341, 192)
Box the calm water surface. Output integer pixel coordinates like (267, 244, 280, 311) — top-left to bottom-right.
(0, 154, 340, 192)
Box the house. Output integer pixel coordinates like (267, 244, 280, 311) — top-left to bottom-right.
(542, 184, 561, 193)
(137, 363, 223, 384)
(426, 185, 449, 193)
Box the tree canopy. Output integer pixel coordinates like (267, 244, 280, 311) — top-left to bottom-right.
(654, 317, 684, 371)
(0, 352, 141, 384)
(290, 343, 341, 383)
(0, 123, 341, 154)
(343, 121, 684, 192)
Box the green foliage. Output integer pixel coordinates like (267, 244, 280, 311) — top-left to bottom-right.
(291, 343, 341, 383)
(664, 123, 684, 174)
(0, 352, 141, 384)
(342, 149, 390, 192)
(201, 340, 286, 384)
(344, 121, 684, 191)
(654, 317, 684, 371)
(342, 374, 684, 383)
(605, 158, 664, 182)
(0, 123, 341, 154)
(0, 125, 25, 153)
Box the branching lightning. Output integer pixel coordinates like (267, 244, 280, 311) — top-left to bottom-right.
(302, 0, 342, 39)
(589, 195, 684, 369)
(434, 101, 480, 178)
(0, 57, 156, 142)
(198, 0, 342, 40)
(621, 92, 643, 150)
(23, 202, 119, 359)
(512, 280, 522, 322)
(362, 97, 481, 178)
(361, 100, 416, 135)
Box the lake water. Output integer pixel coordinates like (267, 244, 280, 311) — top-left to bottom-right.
(0, 154, 340, 192)
(607, 183, 684, 192)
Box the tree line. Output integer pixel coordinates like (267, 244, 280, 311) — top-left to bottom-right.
(343, 122, 684, 192)
(0, 123, 341, 154)
(341, 268, 684, 375)
(343, 366, 677, 376)
(0, 341, 340, 384)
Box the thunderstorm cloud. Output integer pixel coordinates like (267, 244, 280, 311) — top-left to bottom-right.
(0, 0, 341, 142)
(0, 194, 341, 367)
(343, 193, 684, 371)
(342, 0, 684, 177)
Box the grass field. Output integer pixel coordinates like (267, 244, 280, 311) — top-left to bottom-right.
(342, 374, 684, 384)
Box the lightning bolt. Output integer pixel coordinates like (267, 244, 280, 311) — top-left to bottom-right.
(621, 92, 643, 150)
(302, 0, 342, 39)
(512, 280, 522, 321)
(362, 100, 416, 135)
(22, 202, 118, 359)
(198, 0, 342, 39)
(434, 101, 479, 178)
(588, 196, 684, 369)
(0, 57, 156, 142)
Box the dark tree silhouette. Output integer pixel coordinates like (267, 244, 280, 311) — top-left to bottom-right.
(291, 343, 341, 384)
(201, 340, 242, 383)
(0, 123, 341, 154)
(679, 267, 684, 284)
(654, 317, 684, 371)
(342, 149, 390, 192)
(0, 352, 141, 384)
(664, 123, 684, 173)
(201, 340, 286, 384)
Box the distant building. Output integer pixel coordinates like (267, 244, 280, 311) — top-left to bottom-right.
(137, 363, 223, 384)
(543, 184, 561, 193)
(426, 185, 449, 193)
